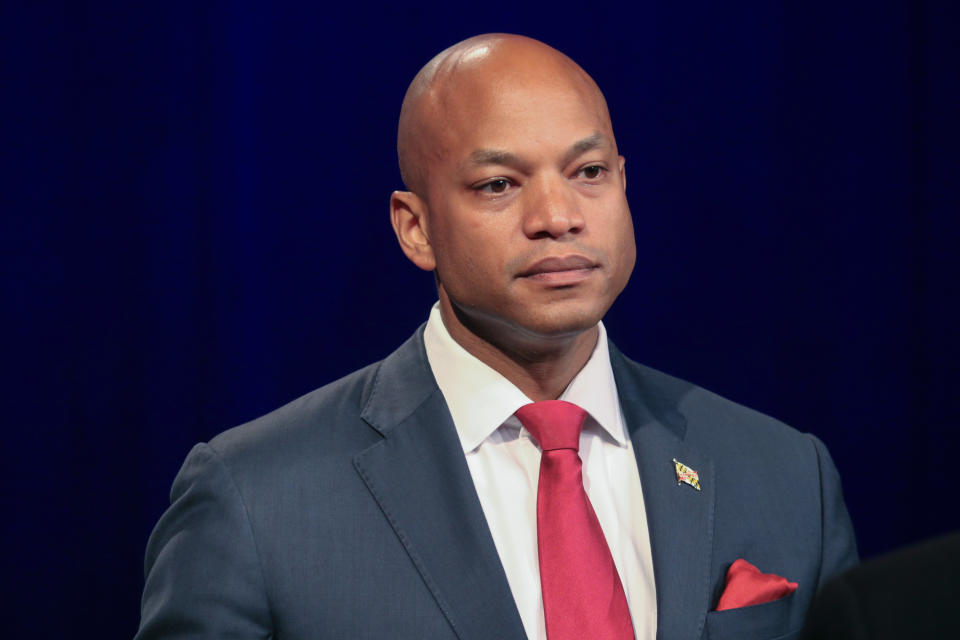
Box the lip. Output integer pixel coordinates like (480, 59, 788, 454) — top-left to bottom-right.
(517, 255, 599, 285)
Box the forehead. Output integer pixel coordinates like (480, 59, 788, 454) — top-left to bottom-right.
(425, 57, 615, 168)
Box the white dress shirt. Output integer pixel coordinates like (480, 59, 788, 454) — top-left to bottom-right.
(423, 304, 657, 640)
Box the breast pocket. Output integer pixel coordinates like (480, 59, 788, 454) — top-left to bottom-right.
(704, 591, 799, 640)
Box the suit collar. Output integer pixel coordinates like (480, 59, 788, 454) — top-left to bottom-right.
(358, 326, 436, 436)
(355, 327, 527, 640)
(608, 340, 689, 441)
(610, 344, 716, 640)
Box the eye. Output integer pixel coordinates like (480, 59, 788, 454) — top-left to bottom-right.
(579, 165, 605, 180)
(476, 178, 512, 194)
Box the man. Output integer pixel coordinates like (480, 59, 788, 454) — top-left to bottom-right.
(137, 34, 857, 639)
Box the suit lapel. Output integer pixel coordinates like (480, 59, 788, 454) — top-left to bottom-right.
(611, 345, 716, 640)
(353, 329, 526, 640)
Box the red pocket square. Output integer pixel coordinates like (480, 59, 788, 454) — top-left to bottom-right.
(715, 558, 798, 611)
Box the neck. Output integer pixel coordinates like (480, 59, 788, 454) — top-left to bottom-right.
(438, 300, 599, 402)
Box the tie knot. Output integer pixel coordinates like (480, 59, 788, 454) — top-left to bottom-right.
(515, 400, 587, 452)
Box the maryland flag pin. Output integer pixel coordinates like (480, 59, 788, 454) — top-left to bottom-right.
(673, 458, 701, 491)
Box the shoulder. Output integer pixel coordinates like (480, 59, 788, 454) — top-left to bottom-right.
(194, 326, 436, 489)
(612, 343, 859, 596)
(167, 360, 384, 504)
(610, 345, 846, 533)
(209, 360, 381, 460)
(610, 344, 812, 452)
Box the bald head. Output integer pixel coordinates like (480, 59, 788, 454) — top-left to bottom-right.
(397, 34, 615, 197)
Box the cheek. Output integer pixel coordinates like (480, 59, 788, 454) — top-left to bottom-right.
(444, 216, 513, 269)
(607, 205, 637, 280)
(619, 214, 637, 260)
(431, 222, 501, 285)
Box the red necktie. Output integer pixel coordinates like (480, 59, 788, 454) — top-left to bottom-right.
(515, 400, 634, 640)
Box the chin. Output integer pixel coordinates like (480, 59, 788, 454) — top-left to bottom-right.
(446, 292, 610, 349)
(513, 301, 607, 340)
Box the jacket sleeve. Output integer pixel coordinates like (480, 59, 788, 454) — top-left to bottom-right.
(135, 443, 273, 639)
(808, 434, 859, 590)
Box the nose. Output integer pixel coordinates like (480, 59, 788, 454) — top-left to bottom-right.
(521, 175, 585, 239)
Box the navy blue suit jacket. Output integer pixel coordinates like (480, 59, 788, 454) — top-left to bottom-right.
(136, 328, 857, 639)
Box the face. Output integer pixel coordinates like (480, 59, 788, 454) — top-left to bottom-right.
(405, 54, 636, 346)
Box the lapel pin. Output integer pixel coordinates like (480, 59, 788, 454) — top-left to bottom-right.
(673, 458, 701, 491)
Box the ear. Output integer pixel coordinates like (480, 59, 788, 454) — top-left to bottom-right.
(390, 190, 436, 271)
(618, 155, 627, 191)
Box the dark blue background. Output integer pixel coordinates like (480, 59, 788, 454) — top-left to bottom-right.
(4, 1, 958, 636)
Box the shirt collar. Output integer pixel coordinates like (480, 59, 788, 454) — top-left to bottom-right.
(423, 303, 628, 453)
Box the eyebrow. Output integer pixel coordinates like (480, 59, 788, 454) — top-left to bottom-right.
(468, 148, 524, 167)
(562, 132, 609, 166)
(467, 132, 611, 170)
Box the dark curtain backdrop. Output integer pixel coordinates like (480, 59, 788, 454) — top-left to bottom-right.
(4, 1, 958, 636)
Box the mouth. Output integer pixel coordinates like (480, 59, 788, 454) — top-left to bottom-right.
(517, 255, 599, 285)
